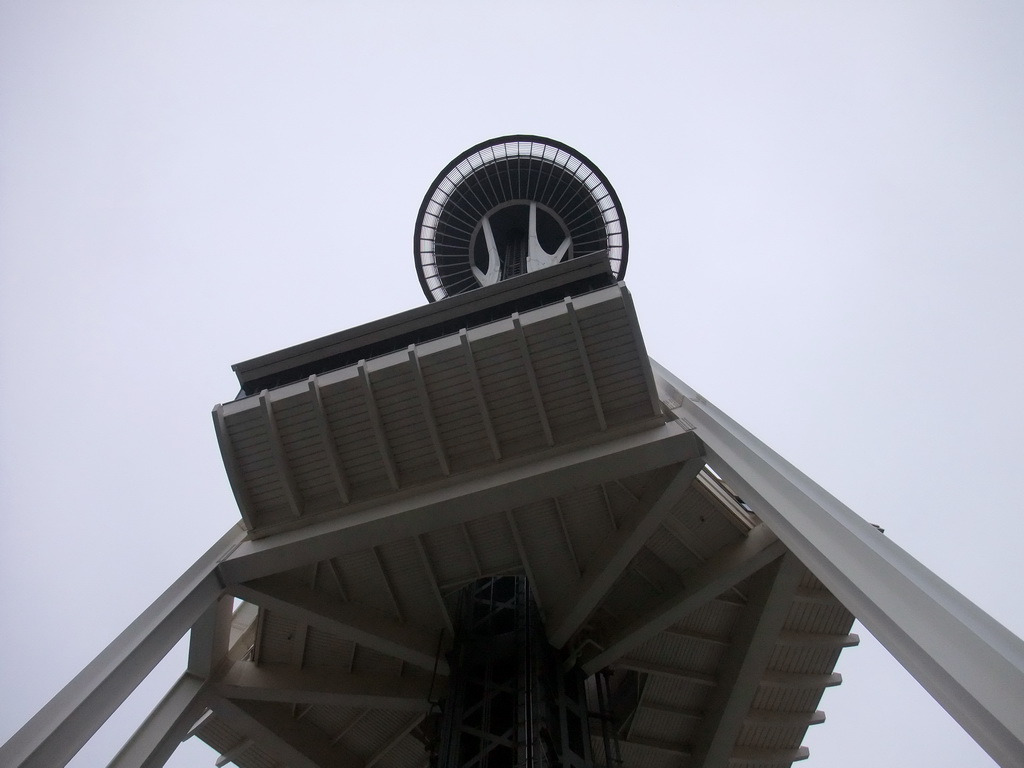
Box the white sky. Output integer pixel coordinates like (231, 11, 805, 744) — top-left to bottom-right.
(1, 2, 1022, 766)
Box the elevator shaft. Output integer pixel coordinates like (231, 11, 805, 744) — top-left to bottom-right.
(435, 577, 593, 768)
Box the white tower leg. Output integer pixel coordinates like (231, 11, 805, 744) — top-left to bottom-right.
(653, 361, 1024, 768)
(0, 526, 244, 768)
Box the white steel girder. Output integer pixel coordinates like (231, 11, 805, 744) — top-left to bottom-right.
(106, 673, 209, 768)
(205, 696, 362, 768)
(216, 423, 703, 586)
(547, 457, 706, 647)
(581, 522, 786, 674)
(229, 576, 449, 675)
(687, 554, 805, 768)
(652, 360, 1024, 768)
(5, 358, 1023, 768)
(0, 526, 245, 768)
(214, 661, 440, 710)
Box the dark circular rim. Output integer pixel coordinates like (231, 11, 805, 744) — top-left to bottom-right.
(414, 134, 629, 302)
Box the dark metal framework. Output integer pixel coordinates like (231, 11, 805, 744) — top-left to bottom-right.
(437, 577, 596, 768)
(415, 136, 628, 302)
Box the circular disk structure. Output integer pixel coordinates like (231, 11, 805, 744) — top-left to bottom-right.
(414, 135, 629, 302)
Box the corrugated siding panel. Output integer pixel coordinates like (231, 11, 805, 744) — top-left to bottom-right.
(630, 632, 724, 678)
(274, 397, 334, 501)
(558, 485, 615, 571)
(511, 501, 580, 606)
(736, 722, 807, 750)
(630, 544, 686, 595)
(464, 513, 520, 573)
(631, 707, 697, 745)
(221, 285, 664, 535)
(350, 645, 404, 677)
(196, 716, 285, 768)
(785, 597, 855, 636)
(422, 524, 478, 585)
(258, 610, 302, 666)
(769, 645, 843, 675)
(525, 317, 598, 441)
(377, 537, 445, 630)
(670, 599, 743, 639)
(303, 626, 355, 670)
(750, 684, 826, 715)
(336, 549, 399, 619)
(643, 674, 711, 712)
(370, 363, 438, 484)
(420, 344, 493, 473)
(670, 491, 741, 562)
(382, 731, 429, 768)
(343, 709, 411, 758)
(646, 524, 703, 582)
(472, 331, 547, 455)
(600, 565, 668, 629)
(304, 704, 362, 741)
(587, 342, 648, 400)
(607, 739, 682, 768)
(313, 558, 345, 597)
(194, 716, 243, 754)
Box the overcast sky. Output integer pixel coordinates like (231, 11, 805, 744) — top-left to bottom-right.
(2, 2, 1022, 766)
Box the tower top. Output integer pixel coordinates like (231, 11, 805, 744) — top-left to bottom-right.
(414, 135, 629, 302)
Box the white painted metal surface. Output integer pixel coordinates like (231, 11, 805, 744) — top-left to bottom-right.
(9, 284, 1016, 768)
(652, 360, 1024, 768)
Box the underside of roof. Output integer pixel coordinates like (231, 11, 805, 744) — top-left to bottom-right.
(197, 270, 857, 768)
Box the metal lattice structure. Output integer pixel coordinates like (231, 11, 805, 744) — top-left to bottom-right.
(3, 140, 1024, 768)
(437, 576, 593, 768)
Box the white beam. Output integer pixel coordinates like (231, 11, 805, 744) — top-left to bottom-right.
(215, 661, 439, 711)
(290, 623, 308, 669)
(619, 286, 665, 416)
(365, 715, 424, 768)
(213, 404, 257, 529)
(460, 329, 501, 460)
(260, 390, 303, 518)
(372, 546, 404, 623)
(407, 345, 450, 475)
(461, 523, 483, 577)
(215, 737, 254, 767)
(552, 496, 581, 577)
(229, 575, 449, 675)
(327, 558, 350, 602)
(615, 658, 716, 687)
(358, 360, 400, 490)
(582, 523, 785, 674)
(731, 746, 810, 764)
(0, 525, 243, 768)
(661, 626, 729, 646)
(512, 312, 554, 446)
(548, 458, 704, 647)
(687, 554, 804, 768)
(653, 360, 1024, 768)
(207, 696, 362, 768)
(564, 297, 606, 431)
(506, 510, 542, 612)
(187, 594, 234, 678)
(218, 422, 702, 585)
(308, 375, 351, 504)
(107, 673, 208, 768)
(413, 535, 455, 635)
